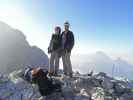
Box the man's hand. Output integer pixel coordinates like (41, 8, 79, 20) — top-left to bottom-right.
(67, 49, 71, 53)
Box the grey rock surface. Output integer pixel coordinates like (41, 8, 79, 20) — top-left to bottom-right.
(0, 71, 133, 100)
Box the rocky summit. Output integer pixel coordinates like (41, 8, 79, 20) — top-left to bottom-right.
(0, 70, 133, 100)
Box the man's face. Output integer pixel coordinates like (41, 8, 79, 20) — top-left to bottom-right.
(64, 25, 69, 31)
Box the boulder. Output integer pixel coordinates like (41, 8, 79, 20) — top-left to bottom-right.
(101, 78, 114, 90)
(119, 93, 133, 100)
(91, 87, 105, 100)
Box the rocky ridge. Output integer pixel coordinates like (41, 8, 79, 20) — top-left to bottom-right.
(0, 70, 133, 100)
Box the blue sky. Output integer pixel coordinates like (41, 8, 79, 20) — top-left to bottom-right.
(0, 0, 133, 57)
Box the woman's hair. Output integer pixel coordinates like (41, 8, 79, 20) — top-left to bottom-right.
(55, 26, 61, 33)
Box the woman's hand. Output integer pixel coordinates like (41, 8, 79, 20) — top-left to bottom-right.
(48, 47, 52, 54)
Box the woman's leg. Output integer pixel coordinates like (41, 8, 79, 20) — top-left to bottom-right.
(49, 52, 55, 74)
(54, 52, 60, 74)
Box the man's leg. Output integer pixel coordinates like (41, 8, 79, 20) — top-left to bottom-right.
(66, 52, 73, 76)
(49, 52, 55, 73)
(62, 52, 68, 75)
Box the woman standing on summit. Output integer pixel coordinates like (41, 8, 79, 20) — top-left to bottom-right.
(48, 26, 62, 76)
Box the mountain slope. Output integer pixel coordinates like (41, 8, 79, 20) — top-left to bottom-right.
(0, 21, 49, 74)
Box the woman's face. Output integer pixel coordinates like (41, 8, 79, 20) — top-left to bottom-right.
(55, 28, 60, 34)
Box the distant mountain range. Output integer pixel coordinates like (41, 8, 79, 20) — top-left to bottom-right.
(0, 21, 49, 74)
(72, 51, 133, 79)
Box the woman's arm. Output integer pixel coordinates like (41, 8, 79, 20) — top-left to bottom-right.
(48, 34, 53, 53)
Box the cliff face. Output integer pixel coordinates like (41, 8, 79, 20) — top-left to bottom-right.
(0, 21, 49, 74)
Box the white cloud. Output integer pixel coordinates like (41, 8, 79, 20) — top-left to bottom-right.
(71, 51, 133, 79)
(0, 1, 50, 53)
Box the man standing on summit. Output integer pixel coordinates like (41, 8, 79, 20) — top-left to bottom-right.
(61, 21, 74, 77)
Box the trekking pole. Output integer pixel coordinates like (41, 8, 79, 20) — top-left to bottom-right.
(117, 57, 121, 77)
(112, 64, 115, 78)
(21, 94, 23, 100)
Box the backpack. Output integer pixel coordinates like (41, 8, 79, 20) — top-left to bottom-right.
(31, 68, 61, 96)
(24, 67, 33, 82)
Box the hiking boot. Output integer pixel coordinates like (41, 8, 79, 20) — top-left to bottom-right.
(53, 72, 58, 76)
(52, 73, 58, 77)
(48, 72, 54, 77)
(48, 72, 60, 77)
(64, 73, 73, 78)
(69, 73, 73, 78)
(39, 96, 46, 100)
(64, 72, 67, 76)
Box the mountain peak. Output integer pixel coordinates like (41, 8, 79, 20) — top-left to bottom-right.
(0, 21, 49, 74)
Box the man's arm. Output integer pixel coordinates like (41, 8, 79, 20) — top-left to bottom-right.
(66, 31, 74, 52)
(70, 32, 74, 50)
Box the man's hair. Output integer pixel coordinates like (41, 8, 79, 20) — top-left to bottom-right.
(64, 21, 70, 26)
